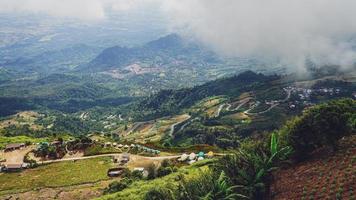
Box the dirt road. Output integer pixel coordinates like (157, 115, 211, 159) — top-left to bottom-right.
(39, 153, 180, 165)
(169, 115, 191, 136)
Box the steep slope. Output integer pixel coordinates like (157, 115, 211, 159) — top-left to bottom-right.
(128, 71, 279, 120)
(270, 135, 356, 200)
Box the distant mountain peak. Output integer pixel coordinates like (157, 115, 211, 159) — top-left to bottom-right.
(80, 33, 211, 72)
(144, 33, 184, 50)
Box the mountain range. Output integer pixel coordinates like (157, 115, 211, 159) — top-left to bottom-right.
(80, 34, 220, 73)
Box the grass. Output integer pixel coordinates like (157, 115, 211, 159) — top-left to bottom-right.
(0, 157, 113, 195)
(223, 112, 249, 120)
(97, 161, 210, 200)
(0, 136, 48, 149)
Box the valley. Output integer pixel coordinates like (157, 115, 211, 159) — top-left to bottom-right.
(0, 7, 356, 199)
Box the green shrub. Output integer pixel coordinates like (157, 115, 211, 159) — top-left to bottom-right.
(157, 167, 173, 177)
(281, 99, 355, 160)
(103, 178, 133, 194)
(143, 187, 175, 200)
(147, 163, 156, 180)
(131, 170, 144, 180)
(161, 159, 171, 168)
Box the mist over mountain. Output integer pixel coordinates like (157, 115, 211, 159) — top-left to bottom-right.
(164, 0, 356, 73)
(82, 34, 220, 72)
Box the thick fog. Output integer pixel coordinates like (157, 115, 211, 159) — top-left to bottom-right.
(1, 0, 356, 72)
(162, 0, 356, 72)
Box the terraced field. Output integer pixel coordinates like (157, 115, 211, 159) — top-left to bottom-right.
(271, 136, 356, 200)
(121, 114, 190, 143)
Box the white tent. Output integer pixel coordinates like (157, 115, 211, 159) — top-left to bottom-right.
(178, 153, 188, 161)
(189, 153, 196, 160)
(197, 157, 204, 161)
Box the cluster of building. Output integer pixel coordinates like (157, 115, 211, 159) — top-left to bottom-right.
(286, 86, 342, 100)
(103, 142, 160, 155)
(178, 151, 214, 164)
(109, 154, 148, 177)
(282, 86, 347, 109)
(0, 143, 29, 172)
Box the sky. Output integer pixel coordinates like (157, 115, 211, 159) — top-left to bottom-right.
(0, 0, 356, 72)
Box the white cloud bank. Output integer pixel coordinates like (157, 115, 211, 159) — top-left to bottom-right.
(1, 0, 356, 72)
(162, 0, 356, 72)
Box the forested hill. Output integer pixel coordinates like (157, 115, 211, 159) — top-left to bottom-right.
(128, 71, 279, 120)
(80, 34, 219, 72)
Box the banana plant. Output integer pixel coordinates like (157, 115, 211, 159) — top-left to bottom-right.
(269, 132, 292, 167)
(200, 171, 249, 200)
(229, 132, 292, 199)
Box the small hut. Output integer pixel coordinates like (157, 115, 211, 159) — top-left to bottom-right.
(4, 164, 23, 172)
(104, 142, 112, 148)
(4, 143, 25, 152)
(122, 153, 130, 161)
(107, 166, 126, 177)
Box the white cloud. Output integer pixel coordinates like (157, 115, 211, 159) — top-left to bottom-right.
(162, 0, 356, 72)
(1, 0, 355, 72)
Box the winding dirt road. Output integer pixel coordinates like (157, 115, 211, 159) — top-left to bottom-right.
(169, 115, 191, 136)
(245, 88, 292, 115)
